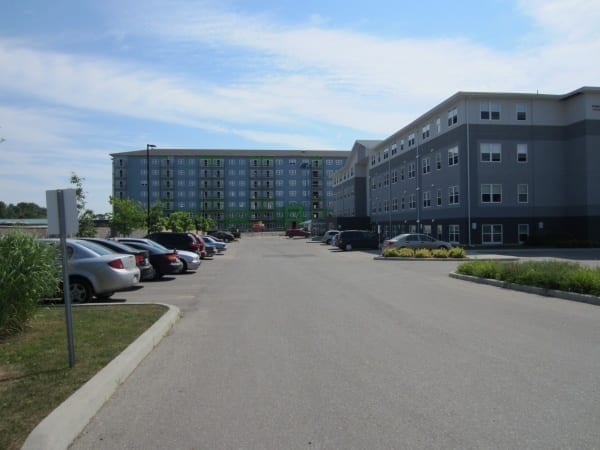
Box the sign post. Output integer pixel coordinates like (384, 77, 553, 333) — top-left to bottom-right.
(46, 189, 78, 368)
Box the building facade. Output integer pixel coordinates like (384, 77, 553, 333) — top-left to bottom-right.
(333, 87, 600, 245)
(112, 149, 349, 231)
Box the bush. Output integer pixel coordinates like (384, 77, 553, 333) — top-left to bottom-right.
(431, 248, 448, 258)
(455, 260, 600, 297)
(0, 232, 60, 334)
(414, 248, 432, 258)
(382, 247, 416, 257)
(448, 247, 466, 258)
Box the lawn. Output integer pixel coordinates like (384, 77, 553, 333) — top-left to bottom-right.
(0, 303, 167, 450)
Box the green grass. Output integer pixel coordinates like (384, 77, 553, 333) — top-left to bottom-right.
(0, 303, 167, 450)
(456, 260, 600, 297)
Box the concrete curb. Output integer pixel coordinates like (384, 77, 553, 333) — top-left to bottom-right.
(449, 272, 600, 306)
(22, 303, 181, 450)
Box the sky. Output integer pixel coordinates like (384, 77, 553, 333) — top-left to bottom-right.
(0, 0, 598, 214)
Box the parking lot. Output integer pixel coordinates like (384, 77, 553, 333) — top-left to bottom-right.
(72, 236, 600, 449)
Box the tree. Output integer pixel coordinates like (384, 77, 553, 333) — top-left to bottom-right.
(69, 172, 96, 237)
(148, 202, 165, 233)
(109, 196, 146, 236)
(194, 215, 216, 233)
(164, 211, 193, 232)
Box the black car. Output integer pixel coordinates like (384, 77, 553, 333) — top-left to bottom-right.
(114, 238, 184, 279)
(336, 230, 380, 251)
(208, 230, 235, 242)
(228, 227, 241, 238)
(146, 232, 203, 254)
(79, 237, 156, 281)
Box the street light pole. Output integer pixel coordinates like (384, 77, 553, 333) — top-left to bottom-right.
(146, 144, 156, 232)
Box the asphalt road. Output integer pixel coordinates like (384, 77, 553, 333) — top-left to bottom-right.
(71, 237, 600, 449)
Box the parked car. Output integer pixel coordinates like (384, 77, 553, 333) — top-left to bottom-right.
(321, 230, 340, 245)
(191, 233, 215, 258)
(336, 230, 379, 251)
(79, 238, 156, 281)
(175, 249, 202, 272)
(382, 233, 452, 250)
(331, 232, 340, 247)
(203, 235, 227, 252)
(145, 232, 203, 253)
(208, 230, 235, 242)
(285, 228, 310, 238)
(113, 238, 184, 279)
(39, 238, 141, 303)
(228, 227, 241, 238)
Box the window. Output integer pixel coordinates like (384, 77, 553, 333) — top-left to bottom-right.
(518, 184, 528, 203)
(422, 124, 430, 140)
(408, 162, 416, 179)
(383, 148, 389, 159)
(400, 166, 405, 181)
(408, 133, 415, 147)
(422, 157, 431, 174)
(401, 196, 405, 210)
(480, 102, 500, 120)
(448, 147, 459, 166)
(482, 224, 503, 244)
(437, 189, 442, 206)
(449, 225, 460, 243)
(448, 107, 458, 126)
(480, 143, 502, 162)
(392, 198, 398, 211)
(517, 144, 528, 162)
(516, 103, 527, 121)
(423, 191, 431, 208)
(409, 194, 416, 209)
(518, 224, 530, 243)
(391, 143, 397, 155)
(449, 186, 460, 205)
(435, 153, 442, 170)
(481, 184, 502, 203)
(391, 170, 398, 183)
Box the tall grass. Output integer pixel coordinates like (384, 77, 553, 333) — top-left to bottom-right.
(0, 232, 60, 334)
(456, 260, 600, 296)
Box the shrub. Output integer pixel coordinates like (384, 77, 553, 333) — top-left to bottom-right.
(414, 248, 432, 258)
(0, 232, 60, 334)
(448, 247, 466, 258)
(382, 247, 415, 257)
(455, 260, 600, 297)
(431, 248, 449, 258)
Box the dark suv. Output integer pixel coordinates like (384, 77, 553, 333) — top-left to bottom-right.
(146, 232, 203, 254)
(336, 230, 379, 251)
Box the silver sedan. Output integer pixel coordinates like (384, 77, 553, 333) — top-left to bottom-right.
(382, 233, 453, 250)
(40, 238, 141, 303)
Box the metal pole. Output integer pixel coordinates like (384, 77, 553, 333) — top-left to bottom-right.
(58, 190, 76, 368)
(146, 144, 156, 233)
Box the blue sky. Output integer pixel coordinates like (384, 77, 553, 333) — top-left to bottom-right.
(1, 0, 598, 214)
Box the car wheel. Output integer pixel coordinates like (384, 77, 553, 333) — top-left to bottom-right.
(326, 239, 331, 244)
(345, 243, 352, 251)
(69, 277, 92, 303)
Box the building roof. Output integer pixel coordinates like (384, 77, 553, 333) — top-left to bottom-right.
(111, 148, 350, 158)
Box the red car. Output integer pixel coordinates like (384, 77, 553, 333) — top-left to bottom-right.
(285, 228, 310, 238)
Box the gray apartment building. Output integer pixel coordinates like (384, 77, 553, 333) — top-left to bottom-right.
(333, 86, 600, 245)
(111, 149, 349, 231)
